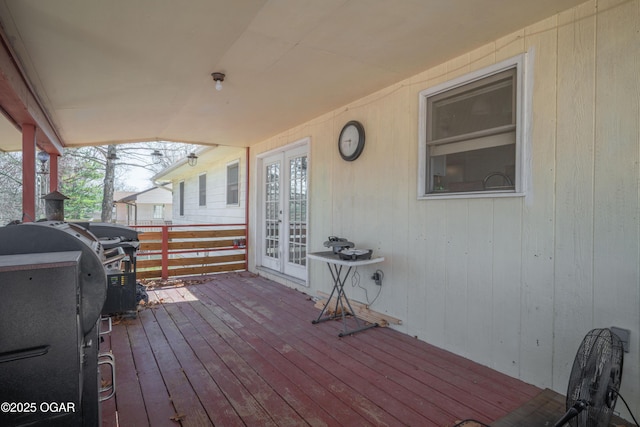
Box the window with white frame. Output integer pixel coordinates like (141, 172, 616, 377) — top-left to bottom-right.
(153, 204, 164, 219)
(226, 161, 239, 205)
(198, 174, 206, 206)
(418, 54, 527, 197)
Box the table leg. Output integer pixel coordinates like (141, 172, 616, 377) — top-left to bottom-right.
(312, 262, 378, 336)
(311, 263, 343, 324)
(312, 266, 338, 324)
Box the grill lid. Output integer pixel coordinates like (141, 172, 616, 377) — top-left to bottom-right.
(0, 222, 107, 335)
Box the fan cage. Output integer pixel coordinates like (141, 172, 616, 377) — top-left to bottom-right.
(565, 328, 624, 427)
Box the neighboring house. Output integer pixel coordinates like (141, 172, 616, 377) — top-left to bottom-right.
(114, 184, 173, 225)
(111, 191, 134, 223)
(153, 145, 246, 226)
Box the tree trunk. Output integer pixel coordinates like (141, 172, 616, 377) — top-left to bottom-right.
(101, 145, 116, 222)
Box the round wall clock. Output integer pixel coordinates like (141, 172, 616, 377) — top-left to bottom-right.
(338, 120, 365, 161)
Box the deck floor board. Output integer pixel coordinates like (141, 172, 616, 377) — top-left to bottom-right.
(207, 274, 507, 423)
(201, 274, 435, 425)
(107, 317, 148, 427)
(101, 272, 543, 427)
(190, 278, 392, 426)
(172, 294, 345, 427)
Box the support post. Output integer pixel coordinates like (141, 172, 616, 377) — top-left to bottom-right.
(161, 225, 169, 280)
(245, 146, 250, 271)
(21, 124, 36, 222)
(49, 154, 59, 191)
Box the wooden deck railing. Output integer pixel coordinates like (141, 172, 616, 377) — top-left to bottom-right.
(133, 223, 247, 280)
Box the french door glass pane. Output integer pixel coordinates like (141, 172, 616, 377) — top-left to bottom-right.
(288, 156, 307, 267)
(265, 163, 280, 259)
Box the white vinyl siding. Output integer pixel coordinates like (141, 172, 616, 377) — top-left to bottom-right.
(171, 146, 246, 225)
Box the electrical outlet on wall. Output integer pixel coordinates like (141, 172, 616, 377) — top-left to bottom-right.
(371, 270, 383, 286)
(610, 326, 630, 353)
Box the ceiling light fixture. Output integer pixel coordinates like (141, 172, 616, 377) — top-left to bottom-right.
(187, 152, 198, 167)
(211, 72, 225, 91)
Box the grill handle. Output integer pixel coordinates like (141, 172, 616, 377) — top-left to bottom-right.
(100, 316, 112, 336)
(0, 345, 50, 363)
(98, 352, 116, 402)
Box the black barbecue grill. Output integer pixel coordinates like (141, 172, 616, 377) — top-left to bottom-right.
(75, 222, 141, 316)
(0, 221, 126, 426)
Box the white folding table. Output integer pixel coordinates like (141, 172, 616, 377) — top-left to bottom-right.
(308, 251, 384, 337)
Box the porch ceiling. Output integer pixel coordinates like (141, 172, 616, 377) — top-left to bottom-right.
(0, 0, 584, 152)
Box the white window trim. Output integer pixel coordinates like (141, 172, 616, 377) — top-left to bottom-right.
(226, 159, 241, 207)
(417, 51, 533, 200)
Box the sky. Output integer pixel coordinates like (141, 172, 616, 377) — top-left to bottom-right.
(117, 164, 155, 192)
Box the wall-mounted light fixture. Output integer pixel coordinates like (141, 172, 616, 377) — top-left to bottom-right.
(187, 152, 198, 167)
(36, 151, 50, 174)
(211, 72, 225, 91)
(151, 149, 163, 164)
(105, 144, 119, 161)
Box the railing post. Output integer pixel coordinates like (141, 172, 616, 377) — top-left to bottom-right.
(161, 225, 169, 280)
(245, 147, 250, 272)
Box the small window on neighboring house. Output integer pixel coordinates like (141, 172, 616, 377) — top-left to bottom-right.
(179, 181, 185, 216)
(227, 161, 239, 205)
(153, 204, 164, 219)
(418, 54, 528, 198)
(199, 174, 206, 206)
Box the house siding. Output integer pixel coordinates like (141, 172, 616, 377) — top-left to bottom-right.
(248, 0, 639, 419)
(172, 146, 246, 225)
(113, 187, 173, 225)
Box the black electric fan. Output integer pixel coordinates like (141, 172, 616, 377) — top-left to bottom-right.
(554, 328, 624, 427)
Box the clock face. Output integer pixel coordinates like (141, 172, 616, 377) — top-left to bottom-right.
(338, 121, 365, 161)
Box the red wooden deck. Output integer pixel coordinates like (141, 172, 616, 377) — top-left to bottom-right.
(100, 272, 541, 427)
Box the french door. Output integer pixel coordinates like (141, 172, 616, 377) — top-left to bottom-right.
(260, 144, 308, 281)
